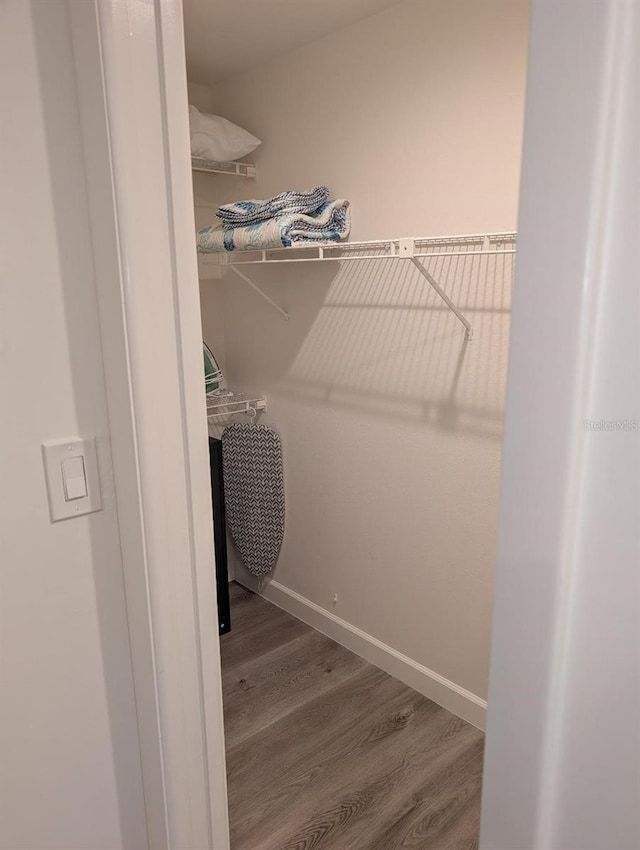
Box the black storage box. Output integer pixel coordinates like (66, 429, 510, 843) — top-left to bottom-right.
(208, 437, 230, 635)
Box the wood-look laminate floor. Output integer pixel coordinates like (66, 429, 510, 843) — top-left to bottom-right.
(221, 583, 484, 850)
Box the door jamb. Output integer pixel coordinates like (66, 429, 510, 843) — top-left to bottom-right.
(68, 2, 230, 848)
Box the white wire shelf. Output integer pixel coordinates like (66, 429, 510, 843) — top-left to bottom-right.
(198, 231, 517, 340)
(192, 157, 256, 178)
(206, 390, 267, 421)
(199, 232, 516, 266)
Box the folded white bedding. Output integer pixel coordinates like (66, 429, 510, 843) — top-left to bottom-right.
(189, 105, 261, 162)
(216, 187, 330, 227)
(198, 199, 351, 253)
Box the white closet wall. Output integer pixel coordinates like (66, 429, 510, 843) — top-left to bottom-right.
(1, 2, 146, 847)
(187, 80, 215, 113)
(195, 0, 529, 718)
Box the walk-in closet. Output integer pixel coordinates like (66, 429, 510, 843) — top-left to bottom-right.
(182, 1, 530, 846)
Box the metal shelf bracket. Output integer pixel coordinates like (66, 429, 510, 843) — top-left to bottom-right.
(409, 255, 473, 341)
(229, 264, 289, 321)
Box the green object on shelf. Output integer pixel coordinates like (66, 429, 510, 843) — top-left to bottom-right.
(203, 342, 222, 394)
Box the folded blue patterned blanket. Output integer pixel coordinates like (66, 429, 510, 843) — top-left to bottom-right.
(198, 199, 351, 253)
(216, 187, 330, 227)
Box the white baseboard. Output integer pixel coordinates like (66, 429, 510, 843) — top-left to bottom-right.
(238, 577, 487, 731)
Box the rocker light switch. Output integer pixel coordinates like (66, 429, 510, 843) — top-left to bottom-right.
(42, 437, 102, 521)
(62, 456, 87, 500)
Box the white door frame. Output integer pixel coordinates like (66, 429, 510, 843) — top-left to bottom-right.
(68, 1, 229, 848)
(480, 0, 639, 848)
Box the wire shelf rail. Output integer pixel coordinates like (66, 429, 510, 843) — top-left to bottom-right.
(192, 157, 257, 178)
(206, 390, 267, 422)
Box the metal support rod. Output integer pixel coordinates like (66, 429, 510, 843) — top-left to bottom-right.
(229, 264, 289, 321)
(410, 256, 473, 341)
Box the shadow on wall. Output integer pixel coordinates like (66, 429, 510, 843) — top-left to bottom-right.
(224, 250, 513, 441)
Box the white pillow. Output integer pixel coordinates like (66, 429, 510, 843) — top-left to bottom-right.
(189, 105, 261, 162)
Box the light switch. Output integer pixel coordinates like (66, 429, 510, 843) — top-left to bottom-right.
(62, 456, 87, 500)
(42, 436, 102, 521)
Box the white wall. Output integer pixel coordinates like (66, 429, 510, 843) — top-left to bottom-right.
(480, 0, 640, 846)
(188, 80, 217, 113)
(0, 2, 146, 848)
(195, 0, 528, 709)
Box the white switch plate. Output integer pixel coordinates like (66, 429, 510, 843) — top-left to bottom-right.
(42, 436, 102, 522)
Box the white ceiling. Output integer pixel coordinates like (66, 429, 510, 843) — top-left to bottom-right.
(183, 0, 404, 85)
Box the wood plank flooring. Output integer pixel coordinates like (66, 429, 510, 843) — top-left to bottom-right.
(221, 583, 484, 849)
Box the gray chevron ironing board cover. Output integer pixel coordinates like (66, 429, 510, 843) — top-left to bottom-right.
(221, 423, 285, 577)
